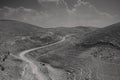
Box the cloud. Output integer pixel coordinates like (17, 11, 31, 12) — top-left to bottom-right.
(0, 7, 52, 27)
(0, 0, 119, 28)
(0, 7, 39, 19)
(67, 0, 113, 17)
(38, 0, 59, 2)
(65, 0, 119, 27)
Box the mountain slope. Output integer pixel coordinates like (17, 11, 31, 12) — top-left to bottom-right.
(0, 20, 96, 80)
(81, 22, 120, 48)
(33, 22, 120, 80)
(0, 20, 96, 54)
(0, 20, 47, 42)
(78, 22, 120, 80)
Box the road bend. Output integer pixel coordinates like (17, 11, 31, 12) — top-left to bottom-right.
(16, 35, 69, 80)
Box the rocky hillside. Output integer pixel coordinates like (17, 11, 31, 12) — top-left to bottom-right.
(32, 22, 120, 80)
(0, 20, 96, 80)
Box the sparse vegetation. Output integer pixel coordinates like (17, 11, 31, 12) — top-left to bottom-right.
(2, 20, 120, 80)
(0, 20, 96, 80)
(28, 22, 120, 80)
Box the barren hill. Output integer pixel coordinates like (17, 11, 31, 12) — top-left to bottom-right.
(34, 22, 120, 80)
(0, 20, 96, 80)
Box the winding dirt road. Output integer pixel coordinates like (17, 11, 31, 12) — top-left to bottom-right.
(18, 35, 69, 80)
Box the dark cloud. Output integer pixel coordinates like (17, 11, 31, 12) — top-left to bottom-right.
(0, 0, 42, 10)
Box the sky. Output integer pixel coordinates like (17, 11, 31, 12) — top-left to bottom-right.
(0, 0, 120, 28)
